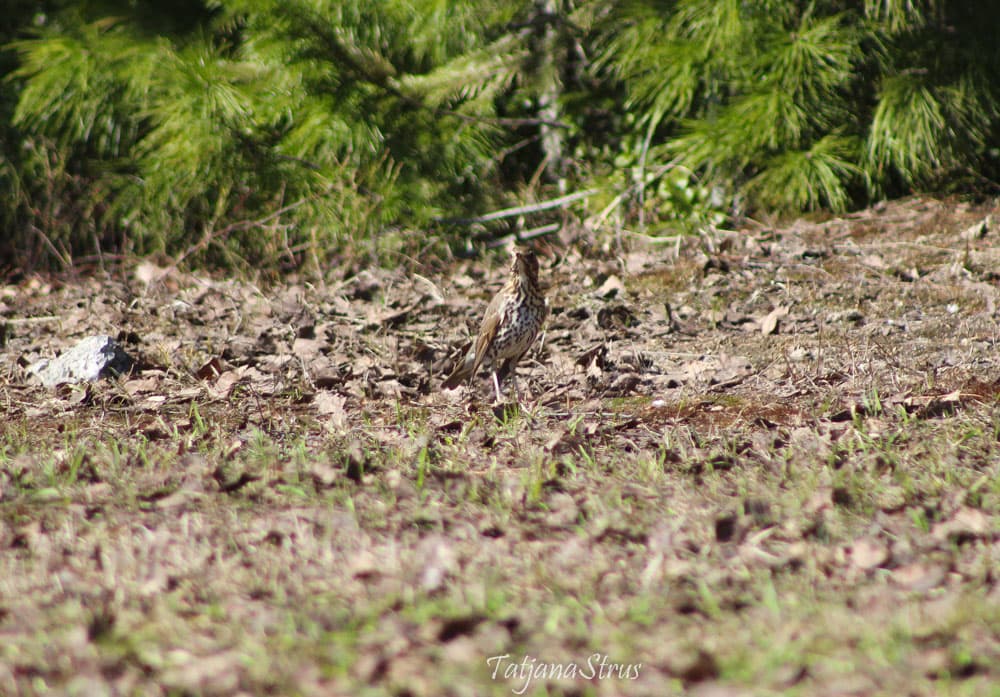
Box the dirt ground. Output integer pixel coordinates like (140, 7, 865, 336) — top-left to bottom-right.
(1, 196, 999, 696)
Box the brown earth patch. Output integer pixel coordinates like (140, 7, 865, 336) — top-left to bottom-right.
(1, 195, 999, 695)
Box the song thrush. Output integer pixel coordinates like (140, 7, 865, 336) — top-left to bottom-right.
(442, 250, 547, 402)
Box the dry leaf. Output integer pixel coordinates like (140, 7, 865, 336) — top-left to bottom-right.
(932, 507, 990, 544)
(759, 305, 790, 336)
(595, 274, 625, 298)
(418, 536, 456, 592)
(892, 562, 946, 591)
(849, 537, 889, 570)
(315, 392, 348, 429)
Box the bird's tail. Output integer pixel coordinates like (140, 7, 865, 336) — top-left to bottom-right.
(441, 350, 475, 390)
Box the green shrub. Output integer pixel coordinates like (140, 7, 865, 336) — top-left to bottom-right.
(594, 0, 1000, 214)
(5, 1, 536, 270)
(2, 1, 999, 270)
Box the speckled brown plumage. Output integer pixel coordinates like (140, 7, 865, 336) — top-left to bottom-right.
(442, 250, 547, 401)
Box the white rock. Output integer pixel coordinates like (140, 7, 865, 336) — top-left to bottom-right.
(29, 334, 135, 387)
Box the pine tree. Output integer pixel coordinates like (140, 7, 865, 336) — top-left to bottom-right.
(3, 0, 999, 268)
(7, 0, 569, 269)
(593, 0, 1000, 216)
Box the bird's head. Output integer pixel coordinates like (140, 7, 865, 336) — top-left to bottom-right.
(512, 250, 540, 285)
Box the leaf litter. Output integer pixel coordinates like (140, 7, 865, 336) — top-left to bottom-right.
(1, 196, 1000, 694)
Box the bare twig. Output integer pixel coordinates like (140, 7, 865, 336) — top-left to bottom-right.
(31, 227, 71, 270)
(168, 189, 329, 271)
(435, 189, 597, 225)
(486, 222, 561, 248)
(3, 315, 61, 324)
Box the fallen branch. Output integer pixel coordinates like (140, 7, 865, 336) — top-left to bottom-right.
(486, 222, 561, 248)
(435, 188, 597, 225)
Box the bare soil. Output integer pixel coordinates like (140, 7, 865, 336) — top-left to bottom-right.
(2, 196, 999, 696)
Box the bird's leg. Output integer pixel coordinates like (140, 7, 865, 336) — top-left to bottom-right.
(491, 370, 503, 403)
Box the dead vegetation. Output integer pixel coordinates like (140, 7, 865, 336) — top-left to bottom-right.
(1, 196, 999, 695)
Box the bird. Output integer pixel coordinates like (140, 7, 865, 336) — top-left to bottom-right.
(442, 249, 547, 402)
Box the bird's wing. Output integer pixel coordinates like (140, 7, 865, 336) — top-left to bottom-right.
(471, 291, 507, 376)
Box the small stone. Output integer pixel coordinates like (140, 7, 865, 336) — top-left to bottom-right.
(28, 334, 136, 387)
